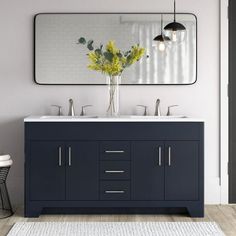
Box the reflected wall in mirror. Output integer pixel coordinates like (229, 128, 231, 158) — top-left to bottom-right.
(34, 13, 197, 85)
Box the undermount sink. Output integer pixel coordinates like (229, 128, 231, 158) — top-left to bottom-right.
(39, 115, 187, 119)
(40, 115, 98, 119)
(125, 115, 187, 119)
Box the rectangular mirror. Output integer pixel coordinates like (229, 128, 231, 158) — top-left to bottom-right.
(34, 13, 197, 85)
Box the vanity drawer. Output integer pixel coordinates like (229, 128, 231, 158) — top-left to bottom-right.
(100, 161, 130, 180)
(100, 181, 130, 200)
(100, 141, 130, 160)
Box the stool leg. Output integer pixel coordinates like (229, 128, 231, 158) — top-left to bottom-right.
(0, 185, 4, 210)
(2, 183, 13, 214)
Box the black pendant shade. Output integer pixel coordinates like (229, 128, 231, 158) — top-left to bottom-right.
(164, 0, 186, 32)
(153, 34, 171, 42)
(153, 15, 171, 51)
(164, 21, 186, 31)
(153, 15, 171, 42)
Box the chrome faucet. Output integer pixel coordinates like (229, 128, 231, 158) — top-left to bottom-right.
(68, 98, 75, 116)
(154, 99, 161, 116)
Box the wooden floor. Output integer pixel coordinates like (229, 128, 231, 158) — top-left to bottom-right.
(1, 205, 236, 236)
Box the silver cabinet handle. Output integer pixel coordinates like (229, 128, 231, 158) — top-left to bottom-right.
(105, 191, 125, 194)
(158, 146, 162, 166)
(58, 147, 62, 166)
(105, 150, 124, 153)
(68, 147, 72, 166)
(168, 146, 171, 166)
(105, 170, 125, 173)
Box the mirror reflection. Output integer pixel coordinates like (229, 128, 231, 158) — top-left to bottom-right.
(35, 13, 197, 85)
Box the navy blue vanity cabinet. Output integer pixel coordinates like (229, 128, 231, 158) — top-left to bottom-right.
(132, 141, 165, 200)
(25, 121, 204, 218)
(164, 141, 199, 201)
(65, 142, 99, 200)
(29, 141, 99, 202)
(25, 136, 99, 216)
(29, 141, 66, 201)
(132, 141, 199, 201)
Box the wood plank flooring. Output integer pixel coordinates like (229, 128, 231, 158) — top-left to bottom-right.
(0, 205, 236, 236)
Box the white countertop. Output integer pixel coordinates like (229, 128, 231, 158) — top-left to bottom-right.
(24, 115, 204, 122)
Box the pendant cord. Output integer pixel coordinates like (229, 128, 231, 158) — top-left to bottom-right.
(161, 14, 163, 35)
(174, 0, 176, 22)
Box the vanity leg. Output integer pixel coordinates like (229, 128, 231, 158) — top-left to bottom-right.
(187, 205, 204, 218)
(25, 206, 42, 218)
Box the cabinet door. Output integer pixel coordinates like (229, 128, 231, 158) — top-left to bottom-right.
(165, 141, 199, 200)
(66, 141, 99, 200)
(29, 141, 65, 200)
(132, 141, 164, 200)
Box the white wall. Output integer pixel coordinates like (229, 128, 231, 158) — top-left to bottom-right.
(0, 0, 220, 205)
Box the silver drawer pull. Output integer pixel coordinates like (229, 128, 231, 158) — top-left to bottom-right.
(168, 146, 171, 166)
(68, 147, 72, 166)
(105, 190, 125, 194)
(105, 150, 125, 153)
(105, 170, 125, 173)
(158, 146, 162, 166)
(58, 147, 62, 166)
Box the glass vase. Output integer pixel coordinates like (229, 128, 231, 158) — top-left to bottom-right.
(106, 75, 120, 117)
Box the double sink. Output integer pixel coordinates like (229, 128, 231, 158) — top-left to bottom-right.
(40, 115, 187, 120)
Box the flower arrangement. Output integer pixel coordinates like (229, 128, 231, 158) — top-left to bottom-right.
(77, 37, 146, 116)
(77, 37, 146, 76)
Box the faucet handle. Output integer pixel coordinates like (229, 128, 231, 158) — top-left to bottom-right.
(166, 105, 178, 116)
(137, 105, 148, 116)
(51, 105, 62, 116)
(80, 105, 92, 116)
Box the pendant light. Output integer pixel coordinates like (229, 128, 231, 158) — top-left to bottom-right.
(164, 0, 186, 42)
(153, 15, 171, 52)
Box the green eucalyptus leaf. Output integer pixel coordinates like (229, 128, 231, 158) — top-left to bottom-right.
(87, 40, 94, 51)
(87, 45, 94, 51)
(95, 49, 102, 55)
(104, 52, 114, 62)
(117, 52, 123, 58)
(78, 37, 86, 44)
(124, 50, 131, 57)
(87, 40, 94, 46)
(127, 55, 132, 62)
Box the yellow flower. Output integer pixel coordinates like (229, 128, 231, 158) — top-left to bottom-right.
(88, 51, 99, 64)
(128, 45, 145, 65)
(102, 55, 123, 76)
(106, 40, 119, 54)
(84, 39, 146, 77)
(88, 63, 102, 72)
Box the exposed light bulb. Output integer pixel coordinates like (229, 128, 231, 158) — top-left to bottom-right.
(158, 42, 166, 51)
(171, 31, 177, 42)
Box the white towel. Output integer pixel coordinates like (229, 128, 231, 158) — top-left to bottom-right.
(0, 159, 13, 167)
(0, 154, 11, 161)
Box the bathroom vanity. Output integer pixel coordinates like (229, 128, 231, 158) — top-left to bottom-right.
(24, 116, 204, 217)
